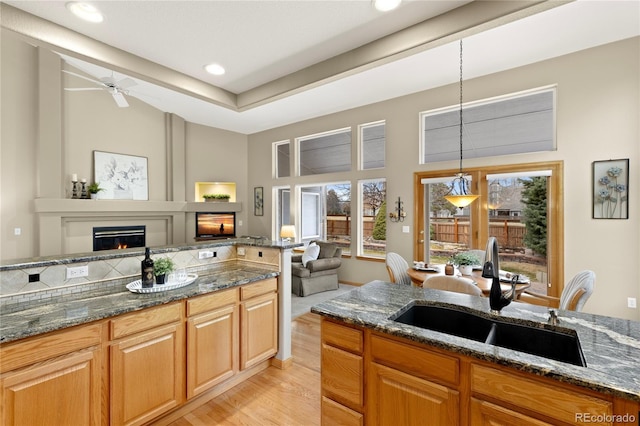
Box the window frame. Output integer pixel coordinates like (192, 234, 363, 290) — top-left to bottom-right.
(295, 127, 352, 177)
(413, 161, 564, 297)
(357, 178, 387, 259)
(272, 140, 291, 179)
(358, 120, 386, 171)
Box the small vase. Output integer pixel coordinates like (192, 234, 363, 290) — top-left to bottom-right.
(459, 265, 473, 276)
(155, 274, 166, 284)
(90, 193, 98, 200)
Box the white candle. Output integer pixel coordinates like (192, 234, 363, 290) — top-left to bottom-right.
(71, 173, 78, 182)
(81, 178, 87, 183)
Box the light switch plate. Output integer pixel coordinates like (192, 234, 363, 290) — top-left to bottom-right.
(628, 297, 637, 309)
(402, 226, 410, 233)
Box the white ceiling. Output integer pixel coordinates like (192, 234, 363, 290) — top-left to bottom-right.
(4, 0, 640, 134)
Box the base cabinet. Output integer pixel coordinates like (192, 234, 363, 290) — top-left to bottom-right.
(240, 278, 278, 370)
(470, 398, 552, 426)
(109, 302, 185, 426)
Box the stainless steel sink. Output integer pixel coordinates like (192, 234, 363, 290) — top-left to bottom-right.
(392, 304, 586, 367)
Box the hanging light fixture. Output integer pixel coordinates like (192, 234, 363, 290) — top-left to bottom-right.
(444, 40, 479, 210)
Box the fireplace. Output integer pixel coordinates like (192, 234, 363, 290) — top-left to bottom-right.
(93, 226, 146, 251)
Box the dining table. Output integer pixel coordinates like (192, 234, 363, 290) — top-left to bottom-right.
(406, 265, 531, 297)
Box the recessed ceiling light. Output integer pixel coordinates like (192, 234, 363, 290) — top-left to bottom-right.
(66, 2, 104, 23)
(204, 63, 226, 76)
(373, 0, 402, 12)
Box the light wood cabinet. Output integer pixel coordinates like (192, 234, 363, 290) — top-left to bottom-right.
(109, 302, 184, 426)
(186, 288, 239, 398)
(240, 278, 278, 370)
(320, 319, 365, 425)
(320, 318, 639, 426)
(0, 324, 102, 426)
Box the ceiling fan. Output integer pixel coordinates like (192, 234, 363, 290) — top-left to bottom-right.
(63, 69, 137, 108)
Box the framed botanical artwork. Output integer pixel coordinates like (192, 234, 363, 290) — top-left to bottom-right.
(592, 158, 629, 219)
(254, 187, 264, 216)
(94, 151, 149, 200)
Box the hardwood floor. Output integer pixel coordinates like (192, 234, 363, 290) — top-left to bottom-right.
(167, 313, 322, 426)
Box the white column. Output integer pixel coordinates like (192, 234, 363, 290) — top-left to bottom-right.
(275, 247, 292, 363)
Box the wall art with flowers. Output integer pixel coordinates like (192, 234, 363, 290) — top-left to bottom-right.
(592, 158, 629, 219)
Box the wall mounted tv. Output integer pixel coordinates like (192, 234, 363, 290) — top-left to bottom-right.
(195, 212, 236, 238)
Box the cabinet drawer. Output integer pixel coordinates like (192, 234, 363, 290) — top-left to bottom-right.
(370, 334, 459, 387)
(110, 302, 182, 340)
(322, 320, 363, 354)
(187, 287, 238, 317)
(471, 364, 613, 425)
(321, 343, 363, 409)
(240, 278, 277, 300)
(321, 396, 363, 426)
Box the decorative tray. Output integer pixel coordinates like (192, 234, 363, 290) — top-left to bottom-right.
(413, 266, 439, 272)
(126, 274, 198, 294)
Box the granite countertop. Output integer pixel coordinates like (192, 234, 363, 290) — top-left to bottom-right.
(0, 263, 279, 344)
(311, 280, 640, 402)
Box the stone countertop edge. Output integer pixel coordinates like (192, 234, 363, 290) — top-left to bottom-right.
(310, 280, 640, 403)
(0, 238, 304, 271)
(0, 264, 279, 344)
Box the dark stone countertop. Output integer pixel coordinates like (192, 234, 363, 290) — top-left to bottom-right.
(0, 262, 279, 344)
(311, 280, 640, 402)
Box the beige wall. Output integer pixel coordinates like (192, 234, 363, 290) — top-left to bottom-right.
(0, 32, 249, 261)
(248, 37, 640, 320)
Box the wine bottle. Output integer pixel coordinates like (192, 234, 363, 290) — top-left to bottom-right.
(141, 247, 155, 288)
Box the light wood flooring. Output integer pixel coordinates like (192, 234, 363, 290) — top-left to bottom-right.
(167, 313, 322, 426)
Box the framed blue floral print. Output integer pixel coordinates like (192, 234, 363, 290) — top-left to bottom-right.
(592, 158, 629, 219)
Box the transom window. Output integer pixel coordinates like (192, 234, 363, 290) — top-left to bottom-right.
(297, 128, 352, 176)
(359, 121, 385, 170)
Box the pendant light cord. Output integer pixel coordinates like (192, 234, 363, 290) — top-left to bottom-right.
(459, 39, 464, 174)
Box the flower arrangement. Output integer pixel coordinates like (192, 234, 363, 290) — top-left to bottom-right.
(595, 165, 627, 218)
(203, 193, 231, 201)
(452, 252, 480, 266)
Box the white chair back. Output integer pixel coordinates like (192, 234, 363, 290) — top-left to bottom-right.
(385, 253, 411, 285)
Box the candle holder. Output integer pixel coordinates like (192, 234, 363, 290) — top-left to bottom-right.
(71, 181, 79, 199)
(80, 182, 88, 199)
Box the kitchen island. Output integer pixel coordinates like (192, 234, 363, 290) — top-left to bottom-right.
(312, 280, 640, 425)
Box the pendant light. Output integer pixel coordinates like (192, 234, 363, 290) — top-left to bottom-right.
(444, 40, 479, 209)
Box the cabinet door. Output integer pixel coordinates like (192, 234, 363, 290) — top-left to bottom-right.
(187, 304, 238, 398)
(368, 362, 459, 426)
(1, 348, 101, 426)
(111, 322, 184, 426)
(470, 398, 553, 426)
(240, 291, 278, 369)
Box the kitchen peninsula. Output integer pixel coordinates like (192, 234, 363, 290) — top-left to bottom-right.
(313, 280, 640, 425)
(0, 238, 301, 425)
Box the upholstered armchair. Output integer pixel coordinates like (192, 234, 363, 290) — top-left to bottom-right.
(291, 241, 342, 296)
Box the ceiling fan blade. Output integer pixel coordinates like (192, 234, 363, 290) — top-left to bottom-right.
(62, 69, 104, 87)
(112, 91, 129, 108)
(64, 88, 103, 91)
(117, 78, 137, 89)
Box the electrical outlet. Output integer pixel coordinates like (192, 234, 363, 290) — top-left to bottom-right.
(259, 251, 263, 257)
(237, 247, 246, 256)
(199, 251, 214, 259)
(14, 227, 21, 236)
(628, 297, 637, 309)
(66, 265, 88, 279)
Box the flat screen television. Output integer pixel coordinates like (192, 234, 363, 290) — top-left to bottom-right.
(195, 212, 236, 238)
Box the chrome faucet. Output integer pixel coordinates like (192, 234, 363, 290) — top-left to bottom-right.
(482, 237, 512, 314)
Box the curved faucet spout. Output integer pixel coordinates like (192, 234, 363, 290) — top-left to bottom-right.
(482, 237, 511, 313)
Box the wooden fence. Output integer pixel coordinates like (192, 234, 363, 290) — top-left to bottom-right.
(431, 218, 526, 249)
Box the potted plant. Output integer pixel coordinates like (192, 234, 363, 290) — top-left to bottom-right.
(154, 257, 175, 284)
(452, 252, 480, 276)
(87, 182, 104, 199)
(203, 193, 231, 202)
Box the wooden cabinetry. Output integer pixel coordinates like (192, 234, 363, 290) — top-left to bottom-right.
(109, 302, 184, 426)
(0, 324, 102, 426)
(320, 319, 364, 426)
(240, 278, 278, 370)
(186, 287, 239, 398)
(320, 319, 639, 426)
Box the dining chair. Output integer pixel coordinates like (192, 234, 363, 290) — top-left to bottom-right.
(423, 275, 483, 296)
(385, 252, 412, 285)
(518, 270, 595, 312)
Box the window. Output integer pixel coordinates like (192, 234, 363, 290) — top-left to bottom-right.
(358, 179, 386, 258)
(274, 141, 290, 178)
(359, 121, 385, 170)
(295, 182, 351, 254)
(420, 87, 555, 164)
(414, 162, 563, 297)
(297, 128, 351, 176)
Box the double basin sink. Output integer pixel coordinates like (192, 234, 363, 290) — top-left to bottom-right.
(392, 303, 586, 367)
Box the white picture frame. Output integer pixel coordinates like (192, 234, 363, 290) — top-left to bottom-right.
(93, 151, 149, 200)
